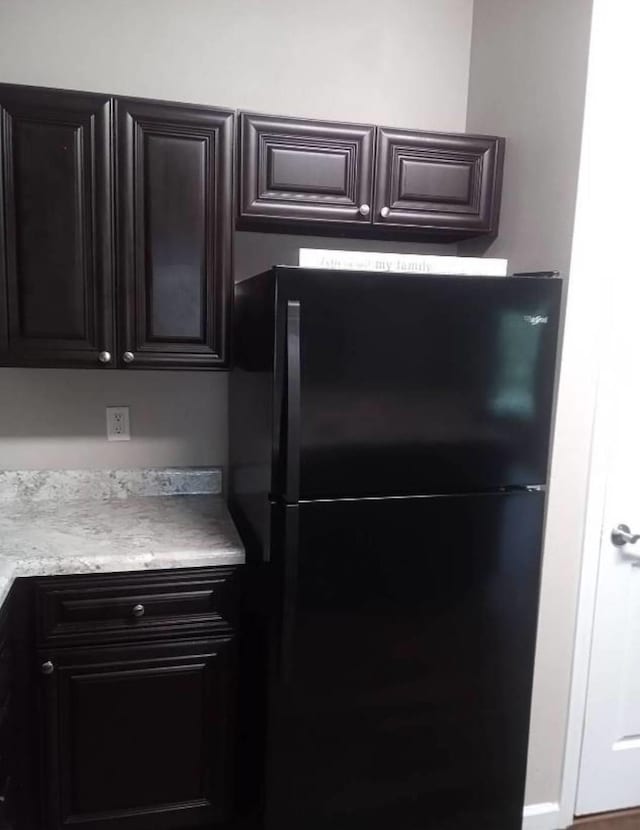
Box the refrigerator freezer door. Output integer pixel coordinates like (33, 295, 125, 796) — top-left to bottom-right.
(273, 269, 560, 499)
(264, 491, 545, 830)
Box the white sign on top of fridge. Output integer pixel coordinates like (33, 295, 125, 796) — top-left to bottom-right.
(298, 248, 508, 277)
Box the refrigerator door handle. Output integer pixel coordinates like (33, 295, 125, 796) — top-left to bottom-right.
(279, 507, 300, 683)
(284, 300, 301, 503)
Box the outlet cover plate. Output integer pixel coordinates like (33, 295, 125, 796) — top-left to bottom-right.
(106, 406, 130, 442)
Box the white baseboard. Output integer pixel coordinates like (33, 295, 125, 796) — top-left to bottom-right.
(523, 802, 563, 830)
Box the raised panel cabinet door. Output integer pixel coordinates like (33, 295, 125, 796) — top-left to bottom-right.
(117, 98, 233, 369)
(373, 127, 505, 238)
(39, 637, 236, 830)
(238, 112, 375, 229)
(0, 84, 114, 367)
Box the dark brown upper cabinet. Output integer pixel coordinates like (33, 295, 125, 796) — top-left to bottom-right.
(238, 112, 375, 229)
(373, 127, 505, 238)
(117, 98, 234, 369)
(237, 112, 504, 241)
(0, 84, 234, 371)
(0, 85, 114, 367)
(0, 83, 505, 372)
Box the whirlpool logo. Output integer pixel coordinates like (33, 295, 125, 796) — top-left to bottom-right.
(523, 315, 548, 326)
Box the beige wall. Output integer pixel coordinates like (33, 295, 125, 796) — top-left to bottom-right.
(0, 0, 473, 129)
(465, 0, 594, 807)
(465, 0, 593, 275)
(0, 369, 227, 470)
(0, 0, 473, 471)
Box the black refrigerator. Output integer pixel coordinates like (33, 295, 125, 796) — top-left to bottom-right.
(229, 266, 561, 830)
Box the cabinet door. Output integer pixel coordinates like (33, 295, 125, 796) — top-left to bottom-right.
(238, 112, 375, 229)
(117, 98, 233, 369)
(0, 599, 14, 830)
(39, 637, 236, 830)
(373, 127, 504, 238)
(0, 85, 114, 367)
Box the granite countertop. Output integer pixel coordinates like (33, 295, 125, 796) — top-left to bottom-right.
(0, 468, 245, 607)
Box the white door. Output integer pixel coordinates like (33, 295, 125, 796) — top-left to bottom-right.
(576, 272, 640, 815)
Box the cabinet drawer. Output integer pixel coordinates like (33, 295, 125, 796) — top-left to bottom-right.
(35, 568, 239, 645)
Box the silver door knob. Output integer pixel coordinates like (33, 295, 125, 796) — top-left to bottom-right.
(359, 203, 370, 217)
(41, 661, 54, 675)
(123, 351, 135, 363)
(131, 604, 145, 618)
(380, 206, 390, 218)
(611, 524, 640, 547)
(98, 351, 111, 364)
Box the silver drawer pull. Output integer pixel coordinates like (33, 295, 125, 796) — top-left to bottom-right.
(41, 661, 54, 675)
(131, 604, 145, 618)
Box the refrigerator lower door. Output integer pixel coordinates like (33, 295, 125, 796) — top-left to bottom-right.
(264, 491, 545, 830)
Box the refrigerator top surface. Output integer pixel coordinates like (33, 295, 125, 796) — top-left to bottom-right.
(252, 264, 563, 284)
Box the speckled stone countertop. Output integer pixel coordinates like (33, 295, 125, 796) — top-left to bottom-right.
(0, 468, 244, 608)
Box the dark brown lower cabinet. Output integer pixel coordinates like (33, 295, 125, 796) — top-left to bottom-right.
(0, 600, 14, 830)
(39, 636, 236, 830)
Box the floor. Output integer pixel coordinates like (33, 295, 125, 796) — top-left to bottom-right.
(573, 809, 640, 829)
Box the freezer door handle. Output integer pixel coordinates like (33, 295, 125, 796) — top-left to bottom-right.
(284, 301, 301, 502)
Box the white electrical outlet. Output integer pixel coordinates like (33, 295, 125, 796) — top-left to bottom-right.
(106, 406, 131, 441)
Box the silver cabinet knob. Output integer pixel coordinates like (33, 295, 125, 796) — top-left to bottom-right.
(123, 351, 135, 364)
(612, 524, 640, 547)
(358, 203, 370, 217)
(41, 661, 54, 676)
(131, 604, 145, 618)
(380, 206, 390, 218)
(98, 351, 111, 364)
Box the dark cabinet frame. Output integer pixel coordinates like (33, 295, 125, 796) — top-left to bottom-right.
(0, 103, 8, 356)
